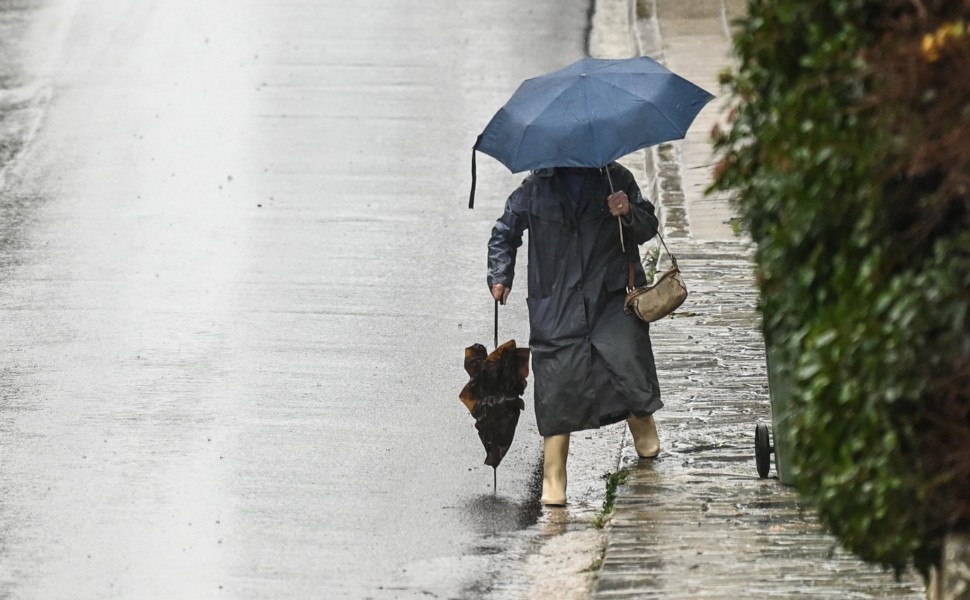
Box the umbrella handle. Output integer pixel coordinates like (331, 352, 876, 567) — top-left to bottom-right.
(605, 167, 626, 253)
(494, 299, 499, 350)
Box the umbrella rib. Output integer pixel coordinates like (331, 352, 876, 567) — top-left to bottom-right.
(509, 82, 583, 170)
(509, 121, 535, 172)
(580, 79, 601, 165)
(586, 75, 701, 138)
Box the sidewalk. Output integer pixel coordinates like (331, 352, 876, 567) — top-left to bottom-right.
(589, 0, 926, 597)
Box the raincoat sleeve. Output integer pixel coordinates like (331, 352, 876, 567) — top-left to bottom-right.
(487, 186, 529, 289)
(620, 177, 659, 245)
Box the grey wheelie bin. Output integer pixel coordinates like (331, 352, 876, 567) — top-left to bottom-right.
(755, 344, 795, 486)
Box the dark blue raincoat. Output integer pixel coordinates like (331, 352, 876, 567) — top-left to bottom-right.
(487, 163, 663, 437)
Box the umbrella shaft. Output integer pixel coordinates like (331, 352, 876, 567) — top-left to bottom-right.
(605, 167, 626, 253)
(494, 300, 498, 350)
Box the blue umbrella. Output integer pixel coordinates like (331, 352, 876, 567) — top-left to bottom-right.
(469, 56, 714, 208)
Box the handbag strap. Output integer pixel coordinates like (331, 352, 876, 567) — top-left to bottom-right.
(628, 229, 677, 292)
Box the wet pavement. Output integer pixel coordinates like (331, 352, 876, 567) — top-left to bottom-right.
(591, 242, 925, 599)
(0, 0, 935, 598)
(589, 1, 927, 598)
(0, 0, 600, 598)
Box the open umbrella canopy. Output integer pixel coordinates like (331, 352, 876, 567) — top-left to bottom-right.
(469, 56, 714, 207)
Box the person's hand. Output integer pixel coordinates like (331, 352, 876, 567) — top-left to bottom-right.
(491, 284, 511, 305)
(608, 191, 631, 217)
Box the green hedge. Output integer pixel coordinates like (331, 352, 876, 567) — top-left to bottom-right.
(713, 0, 970, 575)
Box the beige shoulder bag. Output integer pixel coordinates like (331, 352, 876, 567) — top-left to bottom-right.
(623, 232, 687, 323)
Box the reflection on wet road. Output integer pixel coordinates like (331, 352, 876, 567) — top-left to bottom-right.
(0, 0, 591, 597)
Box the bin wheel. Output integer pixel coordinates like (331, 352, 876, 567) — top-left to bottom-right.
(755, 424, 773, 479)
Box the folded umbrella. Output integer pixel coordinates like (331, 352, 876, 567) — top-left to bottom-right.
(459, 303, 530, 493)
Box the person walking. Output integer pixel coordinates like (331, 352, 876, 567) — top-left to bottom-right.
(487, 162, 663, 506)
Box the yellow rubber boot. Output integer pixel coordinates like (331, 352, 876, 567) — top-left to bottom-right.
(627, 414, 660, 458)
(541, 434, 570, 506)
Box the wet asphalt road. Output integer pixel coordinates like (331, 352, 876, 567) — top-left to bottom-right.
(0, 0, 592, 597)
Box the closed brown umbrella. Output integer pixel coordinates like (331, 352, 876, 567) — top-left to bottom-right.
(459, 302, 530, 493)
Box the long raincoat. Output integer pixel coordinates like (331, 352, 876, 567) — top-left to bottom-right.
(487, 163, 663, 437)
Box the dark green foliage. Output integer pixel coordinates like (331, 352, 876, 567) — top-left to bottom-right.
(712, 0, 970, 575)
